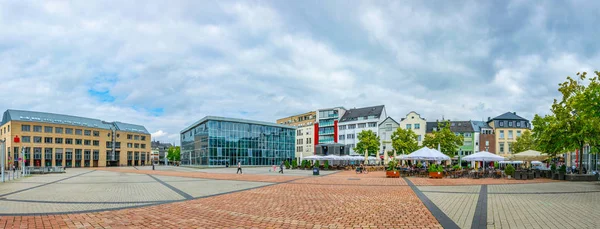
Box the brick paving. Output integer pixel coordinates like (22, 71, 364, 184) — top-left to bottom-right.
(407, 177, 560, 186)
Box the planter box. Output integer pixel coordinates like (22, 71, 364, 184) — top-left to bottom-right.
(552, 173, 559, 180)
(386, 170, 400, 178)
(558, 172, 565, 180)
(514, 171, 521, 180)
(565, 174, 597, 181)
(429, 171, 443, 179)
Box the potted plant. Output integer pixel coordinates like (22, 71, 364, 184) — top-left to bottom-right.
(505, 164, 515, 179)
(558, 165, 566, 180)
(551, 164, 558, 180)
(291, 159, 297, 169)
(285, 160, 291, 170)
(324, 160, 329, 170)
(453, 164, 462, 171)
(386, 158, 400, 178)
(429, 164, 443, 179)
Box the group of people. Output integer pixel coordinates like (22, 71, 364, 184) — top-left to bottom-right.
(235, 161, 285, 174)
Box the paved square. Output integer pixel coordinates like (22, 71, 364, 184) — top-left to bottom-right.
(0, 167, 597, 228)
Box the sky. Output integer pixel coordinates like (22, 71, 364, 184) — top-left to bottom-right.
(1, 0, 599, 145)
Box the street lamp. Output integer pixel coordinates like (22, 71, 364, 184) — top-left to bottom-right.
(1, 138, 5, 182)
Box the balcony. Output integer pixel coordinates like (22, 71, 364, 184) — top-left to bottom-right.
(319, 120, 335, 127)
(319, 130, 334, 135)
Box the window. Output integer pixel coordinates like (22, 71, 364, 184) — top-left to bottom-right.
(485, 141, 489, 146)
(55, 138, 63, 144)
(127, 134, 132, 140)
(22, 136, 31, 143)
(34, 136, 42, 143)
(508, 121, 513, 127)
(45, 148, 53, 160)
(499, 121, 504, 127)
(75, 129, 82, 135)
(75, 149, 82, 160)
(84, 130, 91, 136)
(307, 138, 311, 144)
(141, 144, 146, 149)
(75, 139, 82, 145)
(517, 130, 522, 137)
(93, 131, 99, 137)
(368, 122, 377, 127)
(508, 130, 513, 139)
(33, 125, 42, 132)
(464, 141, 472, 146)
(84, 150, 91, 160)
(34, 147, 42, 159)
(55, 127, 63, 134)
(499, 142, 505, 152)
(134, 143, 139, 148)
(134, 135, 140, 140)
(358, 123, 366, 128)
(297, 130, 302, 136)
(127, 143, 133, 148)
(44, 126, 53, 133)
(414, 123, 420, 129)
(65, 138, 73, 144)
(141, 136, 146, 141)
(464, 133, 472, 137)
(508, 142, 512, 153)
(44, 137, 53, 143)
(348, 124, 356, 129)
(93, 150, 99, 160)
(347, 134, 355, 139)
(56, 149, 63, 160)
(66, 128, 73, 134)
(66, 149, 73, 160)
(339, 125, 346, 130)
(84, 140, 91, 145)
(499, 130, 504, 139)
(406, 124, 412, 129)
(339, 135, 345, 140)
(93, 140, 99, 146)
(516, 122, 521, 127)
(22, 125, 30, 132)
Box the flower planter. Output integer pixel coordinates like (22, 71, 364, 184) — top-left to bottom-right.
(386, 170, 400, 178)
(429, 171, 443, 179)
(552, 173, 559, 180)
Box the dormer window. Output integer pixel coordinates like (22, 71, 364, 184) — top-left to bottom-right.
(508, 121, 513, 127)
(516, 122, 521, 127)
(499, 121, 504, 127)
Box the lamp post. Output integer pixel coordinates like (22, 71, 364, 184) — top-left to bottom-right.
(1, 138, 5, 182)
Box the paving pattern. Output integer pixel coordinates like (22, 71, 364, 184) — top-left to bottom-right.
(0, 167, 597, 228)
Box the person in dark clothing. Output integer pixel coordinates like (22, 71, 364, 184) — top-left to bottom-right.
(279, 161, 284, 174)
(236, 162, 242, 174)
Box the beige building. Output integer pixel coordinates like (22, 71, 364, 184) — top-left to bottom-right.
(487, 112, 531, 158)
(399, 111, 427, 146)
(276, 111, 316, 161)
(0, 109, 151, 168)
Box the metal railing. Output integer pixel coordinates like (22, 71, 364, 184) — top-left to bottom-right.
(1, 168, 32, 182)
(27, 166, 66, 174)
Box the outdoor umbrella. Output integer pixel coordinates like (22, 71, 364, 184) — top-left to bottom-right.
(462, 151, 505, 162)
(323, 155, 341, 161)
(405, 147, 451, 161)
(304, 155, 323, 160)
(509, 150, 548, 161)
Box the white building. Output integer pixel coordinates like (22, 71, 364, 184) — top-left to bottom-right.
(379, 117, 400, 158)
(399, 111, 427, 146)
(337, 105, 387, 155)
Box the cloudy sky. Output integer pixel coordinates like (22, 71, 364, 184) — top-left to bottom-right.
(1, 1, 599, 144)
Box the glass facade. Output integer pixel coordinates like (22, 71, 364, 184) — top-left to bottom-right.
(181, 118, 296, 167)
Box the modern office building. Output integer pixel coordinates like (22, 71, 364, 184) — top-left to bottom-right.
(378, 117, 400, 158)
(315, 107, 346, 145)
(337, 105, 386, 155)
(151, 140, 173, 165)
(0, 109, 151, 168)
(276, 111, 316, 162)
(180, 116, 295, 167)
(487, 112, 531, 157)
(399, 111, 427, 146)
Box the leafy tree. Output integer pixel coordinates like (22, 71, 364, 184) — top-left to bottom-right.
(353, 130, 381, 157)
(533, 71, 600, 174)
(324, 160, 329, 170)
(166, 146, 181, 162)
(291, 159, 297, 169)
(422, 121, 463, 157)
(284, 160, 290, 169)
(511, 130, 535, 153)
(391, 127, 419, 155)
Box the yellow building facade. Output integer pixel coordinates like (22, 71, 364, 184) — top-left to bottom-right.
(276, 111, 316, 160)
(0, 109, 151, 168)
(486, 112, 531, 158)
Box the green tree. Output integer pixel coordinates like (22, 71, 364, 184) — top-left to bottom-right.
(533, 71, 600, 174)
(391, 127, 419, 155)
(511, 130, 535, 153)
(422, 121, 463, 157)
(353, 130, 381, 157)
(167, 146, 181, 162)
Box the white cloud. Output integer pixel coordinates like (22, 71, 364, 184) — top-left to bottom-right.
(152, 130, 167, 138)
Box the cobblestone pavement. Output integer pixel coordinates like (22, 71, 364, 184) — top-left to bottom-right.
(0, 167, 597, 228)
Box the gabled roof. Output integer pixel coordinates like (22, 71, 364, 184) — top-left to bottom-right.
(379, 116, 399, 126)
(425, 120, 474, 133)
(339, 105, 385, 123)
(489, 112, 528, 122)
(471, 121, 492, 132)
(1, 109, 150, 134)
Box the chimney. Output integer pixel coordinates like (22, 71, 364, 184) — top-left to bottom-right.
(487, 117, 491, 121)
(513, 112, 516, 115)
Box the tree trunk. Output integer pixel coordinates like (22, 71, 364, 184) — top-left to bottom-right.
(579, 144, 584, 174)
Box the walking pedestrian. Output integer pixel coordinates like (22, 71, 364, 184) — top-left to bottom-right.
(236, 162, 242, 174)
(279, 161, 284, 174)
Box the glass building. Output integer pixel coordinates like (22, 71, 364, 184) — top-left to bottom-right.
(180, 116, 296, 167)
